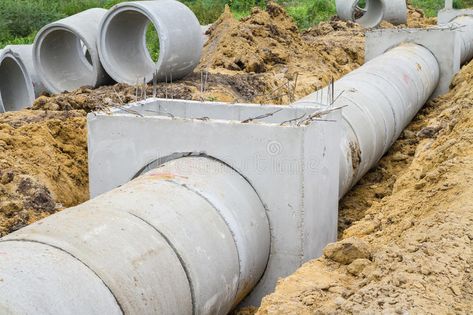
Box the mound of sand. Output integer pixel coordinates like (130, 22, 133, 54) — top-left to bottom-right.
(201, 2, 364, 103)
(0, 111, 88, 236)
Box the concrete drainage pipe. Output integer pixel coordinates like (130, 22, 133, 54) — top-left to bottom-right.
(336, 0, 385, 28)
(336, 0, 407, 28)
(6, 45, 47, 97)
(383, 0, 408, 25)
(0, 157, 270, 315)
(294, 43, 440, 196)
(0, 48, 35, 113)
(98, 0, 203, 85)
(33, 8, 111, 94)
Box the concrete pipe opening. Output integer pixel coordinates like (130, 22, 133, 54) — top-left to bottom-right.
(336, 0, 385, 28)
(35, 29, 95, 93)
(0, 50, 34, 113)
(98, 0, 203, 84)
(33, 8, 110, 94)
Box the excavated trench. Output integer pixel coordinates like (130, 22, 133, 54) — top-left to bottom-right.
(1, 2, 472, 314)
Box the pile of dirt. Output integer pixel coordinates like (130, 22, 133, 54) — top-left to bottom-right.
(200, 2, 364, 103)
(405, 4, 437, 28)
(0, 110, 88, 236)
(257, 58, 473, 314)
(31, 73, 277, 112)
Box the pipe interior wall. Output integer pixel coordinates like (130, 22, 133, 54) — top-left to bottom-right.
(33, 8, 111, 93)
(6, 45, 47, 97)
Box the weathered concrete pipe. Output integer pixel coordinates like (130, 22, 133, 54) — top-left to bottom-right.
(0, 48, 35, 112)
(33, 8, 111, 93)
(336, 0, 407, 28)
(98, 0, 203, 85)
(294, 43, 440, 196)
(6, 45, 47, 97)
(0, 157, 270, 315)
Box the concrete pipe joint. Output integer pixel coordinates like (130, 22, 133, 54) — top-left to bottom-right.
(0, 48, 35, 113)
(0, 157, 270, 315)
(98, 0, 203, 85)
(33, 8, 112, 94)
(294, 43, 440, 196)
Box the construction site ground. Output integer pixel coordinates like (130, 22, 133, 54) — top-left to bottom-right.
(0, 2, 470, 314)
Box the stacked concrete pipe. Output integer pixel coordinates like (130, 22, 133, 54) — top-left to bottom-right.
(98, 0, 203, 84)
(6, 45, 46, 98)
(0, 0, 203, 111)
(336, 0, 407, 28)
(0, 48, 35, 113)
(33, 8, 112, 93)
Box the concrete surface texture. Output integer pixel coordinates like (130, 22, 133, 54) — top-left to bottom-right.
(98, 0, 203, 84)
(33, 8, 112, 93)
(0, 48, 35, 113)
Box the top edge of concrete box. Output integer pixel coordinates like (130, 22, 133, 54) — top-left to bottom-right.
(89, 98, 331, 126)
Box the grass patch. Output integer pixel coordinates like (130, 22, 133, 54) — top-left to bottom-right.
(412, 0, 473, 16)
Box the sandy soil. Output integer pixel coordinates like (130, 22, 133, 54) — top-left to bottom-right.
(0, 111, 87, 236)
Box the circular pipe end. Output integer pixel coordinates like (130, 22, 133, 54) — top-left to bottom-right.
(336, 0, 385, 28)
(0, 49, 35, 112)
(355, 0, 385, 28)
(98, 0, 203, 84)
(33, 9, 109, 94)
(33, 26, 100, 93)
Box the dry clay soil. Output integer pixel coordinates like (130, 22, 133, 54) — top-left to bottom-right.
(1, 2, 471, 314)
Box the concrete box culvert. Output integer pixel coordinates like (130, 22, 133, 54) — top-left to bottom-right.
(33, 8, 112, 94)
(98, 0, 203, 85)
(0, 49, 35, 113)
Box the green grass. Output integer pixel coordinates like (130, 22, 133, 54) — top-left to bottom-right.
(411, 0, 473, 16)
(2, 0, 473, 54)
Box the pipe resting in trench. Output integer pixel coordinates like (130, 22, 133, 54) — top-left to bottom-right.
(295, 15, 473, 196)
(0, 157, 270, 315)
(2, 18, 473, 315)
